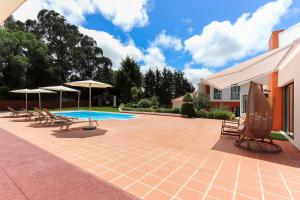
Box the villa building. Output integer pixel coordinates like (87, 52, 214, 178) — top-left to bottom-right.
(204, 22, 300, 149)
(197, 80, 241, 117)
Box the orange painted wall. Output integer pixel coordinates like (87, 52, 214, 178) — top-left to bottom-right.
(268, 30, 284, 130)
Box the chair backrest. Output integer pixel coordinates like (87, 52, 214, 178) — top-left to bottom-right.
(245, 81, 273, 139)
(34, 107, 46, 117)
(7, 106, 15, 112)
(43, 108, 56, 119)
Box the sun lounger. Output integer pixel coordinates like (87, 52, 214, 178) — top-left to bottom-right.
(33, 108, 50, 123)
(43, 108, 78, 126)
(7, 106, 30, 117)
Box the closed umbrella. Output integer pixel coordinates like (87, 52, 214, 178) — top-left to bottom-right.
(65, 80, 112, 130)
(40, 85, 80, 116)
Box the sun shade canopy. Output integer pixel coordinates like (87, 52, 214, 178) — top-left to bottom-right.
(40, 86, 79, 92)
(29, 89, 56, 93)
(65, 80, 112, 88)
(0, 0, 26, 23)
(204, 39, 300, 89)
(10, 89, 34, 94)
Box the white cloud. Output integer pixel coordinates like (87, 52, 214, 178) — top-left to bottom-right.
(182, 62, 213, 86)
(184, 0, 292, 67)
(92, 0, 150, 32)
(13, 0, 96, 25)
(151, 31, 183, 51)
(13, 0, 150, 31)
(79, 26, 143, 69)
(141, 46, 174, 72)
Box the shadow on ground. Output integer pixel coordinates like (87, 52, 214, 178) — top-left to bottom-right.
(212, 135, 300, 168)
(51, 128, 107, 138)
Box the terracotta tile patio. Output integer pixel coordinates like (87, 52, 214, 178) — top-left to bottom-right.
(0, 112, 300, 199)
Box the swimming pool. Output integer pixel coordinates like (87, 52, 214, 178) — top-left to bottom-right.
(53, 110, 136, 120)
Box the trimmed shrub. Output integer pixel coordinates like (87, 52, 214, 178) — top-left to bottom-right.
(182, 93, 193, 103)
(207, 109, 234, 120)
(137, 98, 152, 108)
(181, 103, 195, 118)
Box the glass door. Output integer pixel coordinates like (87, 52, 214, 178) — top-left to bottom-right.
(283, 83, 294, 138)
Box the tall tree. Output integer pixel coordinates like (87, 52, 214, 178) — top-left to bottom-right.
(173, 70, 194, 98)
(143, 69, 156, 98)
(114, 57, 142, 102)
(23, 9, 112, 83)
(160, 68, 174, 106)
(0, 28, 54, 89)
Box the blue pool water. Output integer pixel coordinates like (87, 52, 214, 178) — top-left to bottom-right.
(53, 110, 136, 120)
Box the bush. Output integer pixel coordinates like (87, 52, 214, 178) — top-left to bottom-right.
(124, 103, 137, 108)
(150, 95, 159, 108)
(181, 103, 195, 118)
(207, 109, 234, 120)
(182, 93, 193, 103)
(193, 93, 210, 110)
(137, 98, 152, 108)
(122, 107, 180, 114)
(195, 109, 208, 118)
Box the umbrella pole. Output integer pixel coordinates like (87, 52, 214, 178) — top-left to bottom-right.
(89, 84, 91, 126)
(78, 92, 80, 110)
(39, 93, 41, 109)
(25, 93, 28, 111)
(60, 90, 62, 116)
(83, 83, 96, 130)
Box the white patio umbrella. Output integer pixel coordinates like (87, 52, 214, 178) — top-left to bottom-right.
(10, 89, 34, 111)
(40, 85, 80, 115)
(30, 89, 56, 109)
(65, 80, 112, 130)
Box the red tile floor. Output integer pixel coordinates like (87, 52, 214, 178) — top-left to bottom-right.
(0, 112, 300, 200)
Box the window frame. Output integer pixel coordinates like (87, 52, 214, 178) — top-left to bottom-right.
(213, 88, 222, 100)
(230, 85, 240, 100)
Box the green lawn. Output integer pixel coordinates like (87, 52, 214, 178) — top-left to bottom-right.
(270, 131, 288, 141)
(50, 106, 119, 112)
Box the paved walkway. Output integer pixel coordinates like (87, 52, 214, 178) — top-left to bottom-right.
(0, 128, 139, 200)
(0, 113, 300, 199)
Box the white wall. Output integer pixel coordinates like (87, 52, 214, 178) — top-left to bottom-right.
(278, 24, 300, 149)
(279, 23, 300, 47)
(209, 87, 239, 102)
(277, 50, 300, 149)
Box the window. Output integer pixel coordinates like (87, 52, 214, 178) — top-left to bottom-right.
(283, 83, 294, 138)
(242, 95, 247, 113)
(231, 85, 240, 100)
(213, 88, 222, 100)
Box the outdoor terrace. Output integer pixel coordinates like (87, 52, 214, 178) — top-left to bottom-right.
(0, 113, 299, 200)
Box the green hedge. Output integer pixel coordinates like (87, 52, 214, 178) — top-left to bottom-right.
(122, 107, 181, 114)
(195, 109, 234, 120)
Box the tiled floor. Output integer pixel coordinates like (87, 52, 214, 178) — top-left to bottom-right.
(0, 112, 300, 200)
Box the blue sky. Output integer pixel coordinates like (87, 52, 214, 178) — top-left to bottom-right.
(13, 0, 300, 85)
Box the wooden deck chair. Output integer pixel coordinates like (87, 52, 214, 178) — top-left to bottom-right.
(33, 108, 49, 123)
(234, 81, 281, 153)
(43, 108, 78, 126)
(7, 106, 29, 117)
(221, 116, 245, 137)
